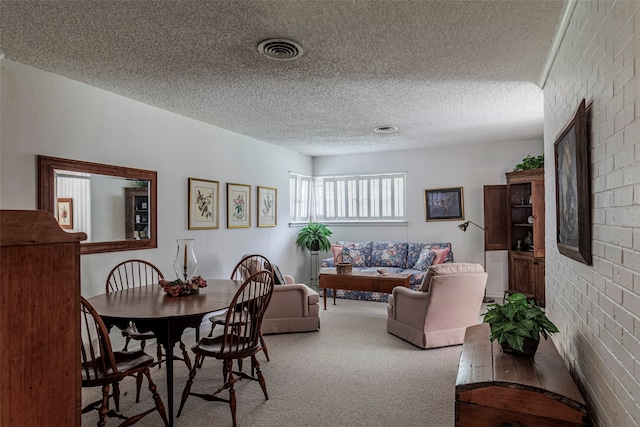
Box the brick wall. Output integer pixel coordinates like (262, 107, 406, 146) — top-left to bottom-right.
(544, 1, 640, 426)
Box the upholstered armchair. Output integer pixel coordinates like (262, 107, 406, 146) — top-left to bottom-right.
(387, 263, 487, 349)
(262, 275, 320, 334)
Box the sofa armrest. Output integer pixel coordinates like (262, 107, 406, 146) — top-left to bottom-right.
(265, 284, 319, 319)
(389, 286, 430, 328)
(284, 274, 295, 284)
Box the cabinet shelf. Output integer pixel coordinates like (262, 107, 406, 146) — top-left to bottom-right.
(125, 188, 149, 240)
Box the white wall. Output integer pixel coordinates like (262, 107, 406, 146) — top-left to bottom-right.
(0, 59, 312, 297)
(314, 140, 544, 299)
(544, 1, 640, 426)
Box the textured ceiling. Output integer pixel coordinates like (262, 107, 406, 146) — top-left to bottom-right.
(0, 1, 565, 156)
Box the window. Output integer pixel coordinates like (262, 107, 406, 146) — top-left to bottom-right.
(290, 172, 406, 223)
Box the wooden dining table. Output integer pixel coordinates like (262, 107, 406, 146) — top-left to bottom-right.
(86, 279, 243, 427)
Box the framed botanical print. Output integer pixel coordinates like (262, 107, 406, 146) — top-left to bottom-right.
(227, 183, 251, 228)
(257, 186, 277, 227)
(188, 178, 219, 230)
(424, 187, 464, 221)
(57, 198, 73, 229)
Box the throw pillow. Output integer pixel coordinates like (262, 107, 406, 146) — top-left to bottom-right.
(331, 244, 344, 263)
(272, 264, 286, 285)
(343, 247, 366, 267)
(413, 248, 436, 271)
(432, 247, 451, 265)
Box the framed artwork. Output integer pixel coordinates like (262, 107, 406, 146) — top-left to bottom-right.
(227, 183, 251, 228)
(555, 99, 591, 265)
(424, 187, 464, 221)
(188, 178, 219, 230)
(57, 198, 73, 229)
(257, 186, 277, 227)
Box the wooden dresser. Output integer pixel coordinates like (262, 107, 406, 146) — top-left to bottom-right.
(455, 324, 588, 426)
(1, 210, 86, 426)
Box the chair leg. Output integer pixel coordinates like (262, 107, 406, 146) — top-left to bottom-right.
(252, 355, 269, 400)
(122, 336, 131, 352)
(177, 354, 201, 417)
(113, 381, 121, 411)
(179, 339, 192, 371)
(156, 343, 163, 368)
(135, 372, 143, 403)
(259, 331, 270, 361)
(98, 383, 110, 427)
(140, 338, 146, 351)
(144, 367, 169, 427)
(226, 359, 238, 427)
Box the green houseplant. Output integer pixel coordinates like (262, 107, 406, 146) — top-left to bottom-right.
(513, 154, 544, 172)
(295, 222, 333, 252)
(483, 293, 558, 356)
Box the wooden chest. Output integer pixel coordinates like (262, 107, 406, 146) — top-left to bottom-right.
(455, 324, 588, 426)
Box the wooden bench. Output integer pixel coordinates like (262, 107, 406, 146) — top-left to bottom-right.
(455, 323, 588, 426)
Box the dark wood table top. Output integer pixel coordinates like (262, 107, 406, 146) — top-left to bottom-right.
(87, 278, 242, 321)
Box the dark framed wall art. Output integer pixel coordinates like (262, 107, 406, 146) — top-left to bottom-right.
(554, 98, 592, 265)
(424, 187, 464, 221)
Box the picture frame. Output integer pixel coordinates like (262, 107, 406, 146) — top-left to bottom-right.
(57, 198, 73, 229)
(257, 186, 277, 227)
(227, 183, 251, 228)
(554, 99, 592, 265)
(424, 187, 464, 221)
(188, 178, 219, 230)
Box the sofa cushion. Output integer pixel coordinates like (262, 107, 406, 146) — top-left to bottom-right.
(272, 264, 286, 285)
(421, 262, 484, 292)
(432, 247, 451, 265)
(407, 242, 453, 267)
(413, 247, 436, 271)
(371, 241, 408, 268)
(340, 241, 373, 267)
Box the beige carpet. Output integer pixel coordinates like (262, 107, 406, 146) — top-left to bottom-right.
(82, 298, 468, 426)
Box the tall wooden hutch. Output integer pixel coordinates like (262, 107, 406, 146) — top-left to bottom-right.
(484, 168, 545, 305)
(1, 210, 86, 425)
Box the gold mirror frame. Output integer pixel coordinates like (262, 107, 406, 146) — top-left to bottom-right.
(38, 155, 157, 254)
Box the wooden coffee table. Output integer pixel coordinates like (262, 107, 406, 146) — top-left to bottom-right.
(319, 269, 411, 309)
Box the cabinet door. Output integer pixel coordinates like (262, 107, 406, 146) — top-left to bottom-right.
(533, 257, 546, 306)
(532, 179, 545, 258)
(509, 252, 534, 294)
(483, 185, 508, 251)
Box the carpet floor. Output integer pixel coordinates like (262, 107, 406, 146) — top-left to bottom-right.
(82, 298, 469, 426)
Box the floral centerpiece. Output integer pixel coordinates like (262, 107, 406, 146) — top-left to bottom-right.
(160, 275, 207, 297)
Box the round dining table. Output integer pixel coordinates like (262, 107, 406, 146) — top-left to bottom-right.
(86, 279, 243, 427)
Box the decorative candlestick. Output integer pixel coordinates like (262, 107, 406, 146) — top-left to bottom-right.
(174, 238, 197, 280)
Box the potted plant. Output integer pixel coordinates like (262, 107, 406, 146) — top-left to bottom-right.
(513, 154, 544, 171)
(295, 222, 333, 252)
(483, 293, 558, 356)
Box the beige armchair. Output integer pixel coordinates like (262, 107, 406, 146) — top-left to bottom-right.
(387, 263, 487, 349)
(262, 275, 321, 334)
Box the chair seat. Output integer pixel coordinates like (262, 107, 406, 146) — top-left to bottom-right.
(194, 334, 261, 359)
(82, 350, 155, 387)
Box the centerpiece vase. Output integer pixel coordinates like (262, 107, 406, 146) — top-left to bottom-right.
(173, 238, 197, 280)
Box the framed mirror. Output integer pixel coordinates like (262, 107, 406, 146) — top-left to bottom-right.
(38, 155, 157, 254)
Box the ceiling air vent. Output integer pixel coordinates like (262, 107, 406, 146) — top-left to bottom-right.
(374, 126, 398, 134)
(257, 38, 304, 61)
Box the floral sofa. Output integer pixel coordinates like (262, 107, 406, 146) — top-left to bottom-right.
(320, 241, 453, 302)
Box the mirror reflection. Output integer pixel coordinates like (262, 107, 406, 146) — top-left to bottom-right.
(38, 155, 157, 255)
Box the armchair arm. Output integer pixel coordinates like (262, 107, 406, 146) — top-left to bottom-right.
(390, 286, 430, 328)
(284, 274, 295, 284)
(265, 284, 318, 318)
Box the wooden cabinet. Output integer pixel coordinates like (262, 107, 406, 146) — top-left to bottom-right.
(456, 324, 588, 426)
(484, 168, 545, 305)
(1, 210, 86, 426)
(125, 188, 150, 239)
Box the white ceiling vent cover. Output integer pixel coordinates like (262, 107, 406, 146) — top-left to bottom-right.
(258, 39, 304, 61)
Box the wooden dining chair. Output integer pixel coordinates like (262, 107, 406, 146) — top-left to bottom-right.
(106, 259, 190, 401)
(80, 296, 169, 427)
(206, 254, 274, 361)
(177, 269, 274, 427)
